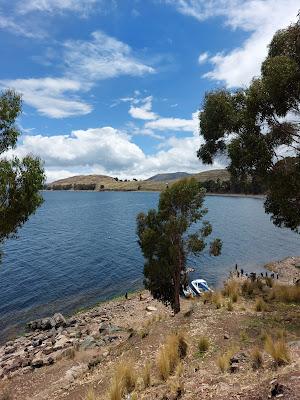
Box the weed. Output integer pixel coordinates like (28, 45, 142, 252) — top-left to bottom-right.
(86, 388, 97, 400)
(255, 297, 266, 312)
(223, 280, 240, 302)
(108, 359, 137, 399)
(198, 336, 210, 354)
(264, 335, 290, 366)
(212, 292, 223, 309)
(227, 300, 233, 311)
(142, 361, 151, 388)
(240, 330, 249, 342)
(108, 378, 122, 400)
(156, 332, 188, 380)
(269, 284, 300, 304)
(251, 347, 263, 369)
(217, 353, 230, 373)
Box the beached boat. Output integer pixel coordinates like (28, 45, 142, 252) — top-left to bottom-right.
(181, 278, 213, 297)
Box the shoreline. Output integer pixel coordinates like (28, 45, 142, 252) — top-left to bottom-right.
(44, 189, 265, 199)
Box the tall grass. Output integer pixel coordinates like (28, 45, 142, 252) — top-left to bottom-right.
(264, 335, 290, 366)
(198, 336, 210, 354)
(223, 279, 240, 302)
(141, 361, 151, 388)
(269, 284, 300, 303)
(251, 347, 263, 370)
(254, 297, 266, 312)
(212, 292, 223, 309)
(156, 332, 188, 380)
(108, 360, 137, 400)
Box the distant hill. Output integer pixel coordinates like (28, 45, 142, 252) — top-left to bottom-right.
(47, 169, 230, 192)
(146, 172, 191, 182)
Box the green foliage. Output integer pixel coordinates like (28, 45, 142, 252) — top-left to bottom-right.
(136, 178, 222, 313)
(0, 89, 45, 251)
(197, 20, 300, 232)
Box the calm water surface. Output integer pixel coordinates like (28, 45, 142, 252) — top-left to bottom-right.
(0, 191, 299, 342)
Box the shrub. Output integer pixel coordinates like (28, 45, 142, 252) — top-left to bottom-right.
(86, 388, 97, 400)
(251, 347, 263, 369)
(254, 297, 266, 312)
(198, 336, 210, 354)
(217, 353, 230, 373)
(264, 336, 290, 366)
(142, 361, 151, 388)
(227, 300, 233, 311)
(265, 276, 274, 287)
(212, 292, 223, 309)
(241, 279, 264, 297)
(156, 332, 188, 380)
(269, 284, 300, 303)
(108, 360, 137, 399)
(223, 279, 240, 302)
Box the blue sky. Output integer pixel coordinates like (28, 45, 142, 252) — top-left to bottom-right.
(1, 0, 298, 182)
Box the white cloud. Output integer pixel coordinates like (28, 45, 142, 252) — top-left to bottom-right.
(0, 78, 92, 118)
(145, 113, 197, 132)
(198, 52, 209, 64)
(1, 31, 154, 118)
(5, 122, 224, 182)
(16, 0, 104, 17)
(128, 96, 158, 120)
(0, 13, 45, 38)
(165, 0, 299, 87)
(64, 31, 155, 81)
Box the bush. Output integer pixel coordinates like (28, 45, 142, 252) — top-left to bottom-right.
(198, 336, 210, 354)
(241, 279, 264, 297)
(269, 284, 300, 303)
(212, 292, 223, 309)
(156, 332, 188, 380)
(108, 360, 137, 399)
(142, 361, 151, 388)
(254, 297, 266, 312)
(227, 300, 233, 311)
(264, 336, 290, 366)
(251, 347, 263, 369)
(86, 388, 98, 400)
(223, 279, 240, 302)
(217, 353, 230, 373)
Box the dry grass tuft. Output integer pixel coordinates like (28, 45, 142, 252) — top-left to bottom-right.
(212, 292, 223, 309)
(108, 359, 137, 400)
(254, 297, 266, 312)
(251, 347, 263, 370)
(241, 279, 264, 297)
(141, 361, 151, 388)
(223, 279, 240, 302)
(264, 335, 290, 366)
(217, 353, 230, 373)
(227, 300, 233, 311)
(269, 284, 300, 303)
(198, 336, 210, 354)
(156, 332, 188, 380)
(86, 388, 98, 400)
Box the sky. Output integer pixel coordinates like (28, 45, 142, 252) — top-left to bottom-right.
(0, 0, 299, 182)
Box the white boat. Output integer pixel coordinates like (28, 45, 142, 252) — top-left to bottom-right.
(181, 278, 213, 298)
(190, 279, 213, 296)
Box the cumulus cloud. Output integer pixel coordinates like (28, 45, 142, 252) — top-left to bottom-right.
(4, 122, 223, 182)
(145, 113, 198, 132)
(0, 78, 92, 118)
(165, 0, 299, 87)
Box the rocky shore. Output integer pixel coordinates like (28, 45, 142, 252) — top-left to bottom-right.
(0, 292, 166, 382)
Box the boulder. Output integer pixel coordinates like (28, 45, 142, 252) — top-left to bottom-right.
(27, 313, 66, 332)
(31, 357, 44, 368)
(146, 306, 157, 312)
(80, 335, 97, 350)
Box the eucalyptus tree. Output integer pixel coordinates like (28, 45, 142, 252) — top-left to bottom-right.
(0, 89, 45, 258)
(137, 178, 222, 313)
(198, 19, 300, 232)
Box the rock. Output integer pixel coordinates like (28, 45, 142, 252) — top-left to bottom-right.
(31, 357, 44, 368)
(229, 362, 239, 373)
(53, 335, 70, 351)
(65, 364, 88, 383)
(224, 333, 230, 340)
(99, 322, 110, 334)
(146, 306, 157, 312)
(80, 335, 97, 350)
(27, 313, 66, 332)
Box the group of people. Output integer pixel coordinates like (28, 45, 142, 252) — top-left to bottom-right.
(232, 264, 279, 281)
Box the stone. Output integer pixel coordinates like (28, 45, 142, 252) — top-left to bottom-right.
(53, 336, 70, 351)
(31, 357, 44, 368)
(224, 333, 230, 340)
(146, 306, 157, 312)
(229, 362, 239, 373)
(65, 364, 88, 383)
(80, 335, 97, 350)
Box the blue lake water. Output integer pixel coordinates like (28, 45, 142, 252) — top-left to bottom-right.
(0, 191, 299, 342)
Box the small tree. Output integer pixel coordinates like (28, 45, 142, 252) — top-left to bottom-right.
(0, 89, 45, 258)
(136, 178, 222, 313)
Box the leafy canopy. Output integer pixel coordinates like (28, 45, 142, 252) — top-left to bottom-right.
(0, 89, 45, 250)
(137, 178, 222, 313)
(197, 20, 300, 232)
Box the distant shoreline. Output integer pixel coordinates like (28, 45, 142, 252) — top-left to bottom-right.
(43, 189, 265, 199)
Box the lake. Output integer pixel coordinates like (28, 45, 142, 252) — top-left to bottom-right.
(0, 191, 299, 342)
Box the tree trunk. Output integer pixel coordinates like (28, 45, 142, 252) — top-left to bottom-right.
(173, 272, 181, 314)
